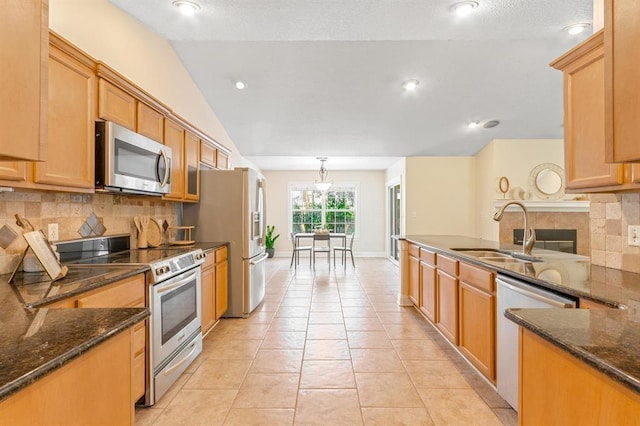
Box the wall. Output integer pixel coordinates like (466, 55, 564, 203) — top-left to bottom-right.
(590, 193, 640, 273)
(404, 157, 476, 236)
(0, 191, 179, 274)
(262, 170, 386, 257)
(474, 139, 566, 240)
(49, 0, 249, 168)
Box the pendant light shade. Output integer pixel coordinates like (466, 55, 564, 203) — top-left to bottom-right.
(314, 157, 333, 191)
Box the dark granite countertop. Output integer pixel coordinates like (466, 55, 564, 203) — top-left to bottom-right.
(0, 267, 150, 402)
(402, 235, 640, 395)
(506, 308, 640, 393)
(192, 241, 229, 252)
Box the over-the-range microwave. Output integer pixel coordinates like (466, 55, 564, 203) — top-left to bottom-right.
(95, 121, 172, 196)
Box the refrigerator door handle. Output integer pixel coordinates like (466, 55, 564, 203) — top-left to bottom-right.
(258, 179, 266, 242)
(250, 252, 269, 265)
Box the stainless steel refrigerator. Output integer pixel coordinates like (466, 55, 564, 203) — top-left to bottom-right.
(183, 168, 267, 317)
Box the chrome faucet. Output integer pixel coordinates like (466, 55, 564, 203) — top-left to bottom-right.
(493, 201, 536, 256)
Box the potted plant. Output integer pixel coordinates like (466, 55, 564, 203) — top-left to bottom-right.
(264, 225, 280, 258)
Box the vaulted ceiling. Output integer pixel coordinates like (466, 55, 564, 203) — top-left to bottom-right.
(109, 0, 592, 169)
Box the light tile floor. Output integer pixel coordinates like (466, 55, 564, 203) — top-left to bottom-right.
(136, 257, 517, 425)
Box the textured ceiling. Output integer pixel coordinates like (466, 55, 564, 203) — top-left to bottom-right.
(109, 0, 592, 170)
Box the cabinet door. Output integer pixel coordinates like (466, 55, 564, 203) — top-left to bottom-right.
(201, 265, 215, 334)
(98, 79, 136, 130)
(419, 261, 436, 322)
(200, 141, 217, 168)
(605, 0, 640, 163)
(408, 254, 420, 306)
(436, 270, 458, 345)
(217, 151, 229, 170)
(215, 259, 229, 320)
(0, 163, 27, 182)
(557, 32, 624, 189)
(184, 131, 200, 202)
(0, 0, 47, 162)
(137, 102, 164, 142)
(459, 282, 495, 382)
(163, 119, 185, 200)
(34, 44, 95, 188)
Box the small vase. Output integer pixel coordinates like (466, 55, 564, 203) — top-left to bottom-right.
(266, 248, 275, 258)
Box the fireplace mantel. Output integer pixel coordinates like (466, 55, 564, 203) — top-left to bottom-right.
(492, 200, 589, 213)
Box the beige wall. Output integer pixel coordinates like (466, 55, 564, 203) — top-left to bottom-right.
(474, 139, 565, 240)
(49, 0, 249, 168)
(404, 157, 476, 236)
(262, 170, 386, 256)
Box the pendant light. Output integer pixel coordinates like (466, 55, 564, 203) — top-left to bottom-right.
(314, 157, 333, 191)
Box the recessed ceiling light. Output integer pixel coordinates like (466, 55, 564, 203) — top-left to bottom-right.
(173, 1, 200, 16)
(234, 81, 248, 90)
(564, 23, 590, 35)
(468, 121, 480, 129)
(402, 79, 420, 91)
(450, 1, 479, 16)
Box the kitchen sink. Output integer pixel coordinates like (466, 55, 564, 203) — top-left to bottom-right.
(451, 248, 542, 263)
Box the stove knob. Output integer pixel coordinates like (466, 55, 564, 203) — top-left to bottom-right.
(163, 266, 170, 274)
(155, 267, 164, 276)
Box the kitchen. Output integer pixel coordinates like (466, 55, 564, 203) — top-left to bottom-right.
(1, 0, 640, 425)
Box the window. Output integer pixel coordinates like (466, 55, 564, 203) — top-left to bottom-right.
(290, 184, 357, 234)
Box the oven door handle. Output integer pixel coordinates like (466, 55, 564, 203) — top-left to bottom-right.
(156, 269, 199, 294)
(250, 252, 269, 265)
(163, 340, 198, 376)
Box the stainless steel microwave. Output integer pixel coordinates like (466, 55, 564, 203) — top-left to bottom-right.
(95, 121, 172, 195)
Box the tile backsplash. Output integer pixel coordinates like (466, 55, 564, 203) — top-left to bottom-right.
(590, 193, 640, 273)
(0, 190, 180, 274)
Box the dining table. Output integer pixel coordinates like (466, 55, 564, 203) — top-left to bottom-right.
(294, 232, 347, 248)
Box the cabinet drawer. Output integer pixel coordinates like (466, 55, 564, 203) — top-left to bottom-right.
(131, 321, 146, 356)
(419, 248, 436, 265)
(202, 250, 215, 270)
(408, 244, 420, 258)
(215, 246, 228, 263)
(459, 262, 495, 293)
(437, 254, 459, 276)
(76, 274, 145, 308)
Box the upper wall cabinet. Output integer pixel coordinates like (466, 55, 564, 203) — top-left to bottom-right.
(184, 131, 200, 202)
(605, 0, 640, 163)
(552, 30, 640, 192)
(35, 34, 96, 189)
(163, 119, 186, 201)
(137, 102, 164, 143)
(98, 79, 136, 130)
(0, 0, 48, 161)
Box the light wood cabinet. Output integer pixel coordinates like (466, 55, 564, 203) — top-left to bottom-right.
(215, 256, 229, 320)
(184, 131, 200, 202)
(0, 0, 48, 162)
(458, 262, 496, 382)
(98, 79, 136, 130)
(436, 269, 459, 345)
(137, 102, 164, 142)
(201, 246, 229, 335)
(200, 141, 217, 168)
(51, 273, 147, 405)
(0, 163, 27, 182)
(163, 118, 185, 201)
(408, 244, 420, 306)
(604, 0, 640, 163)
(0, 330, 133, 425)
(519, 328, 640, 425)
(217, 151, 229, 170)
(419, 249, 437, 322)
(34, 36, 95, 189)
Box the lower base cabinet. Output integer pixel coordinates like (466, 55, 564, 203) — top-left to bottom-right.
(520, 328, 640, 424)
(436, 269, 459, 345)
(202, 246, 229, 335)
(0, 331, 134, 425)
(459, 282, 495, 382)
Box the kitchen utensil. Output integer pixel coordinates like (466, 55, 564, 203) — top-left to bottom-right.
(146, 219, 163, 248)
(134, 216, 149, 248)
(168, 226, 195, 246)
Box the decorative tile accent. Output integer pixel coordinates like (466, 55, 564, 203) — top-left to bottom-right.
(78, 212, 106, 237)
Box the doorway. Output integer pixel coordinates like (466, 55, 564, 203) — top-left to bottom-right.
(387, 182, 401, 262)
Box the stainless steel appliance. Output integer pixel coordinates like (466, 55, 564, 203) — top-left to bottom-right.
(496, 274, 575, 412)
(95, 121, 172, 196)
(57, 235, 204, 406)
(183, 168, 267, 317)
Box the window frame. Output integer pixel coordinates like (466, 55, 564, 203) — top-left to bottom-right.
(288, 181, 359, 236)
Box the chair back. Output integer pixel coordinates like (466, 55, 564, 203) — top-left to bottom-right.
(348, 233, 355, 249)
(290, 232, 297, 248)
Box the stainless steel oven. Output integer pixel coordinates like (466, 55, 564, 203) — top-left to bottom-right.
(150, 266, 202, 403)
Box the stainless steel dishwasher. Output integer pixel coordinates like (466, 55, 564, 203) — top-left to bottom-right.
(496, 274, 576, 412)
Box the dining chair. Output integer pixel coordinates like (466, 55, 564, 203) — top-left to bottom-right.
(312, 233, 331, 268)
(333, 232, 355, 268)
(290, 232, 312, 269)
